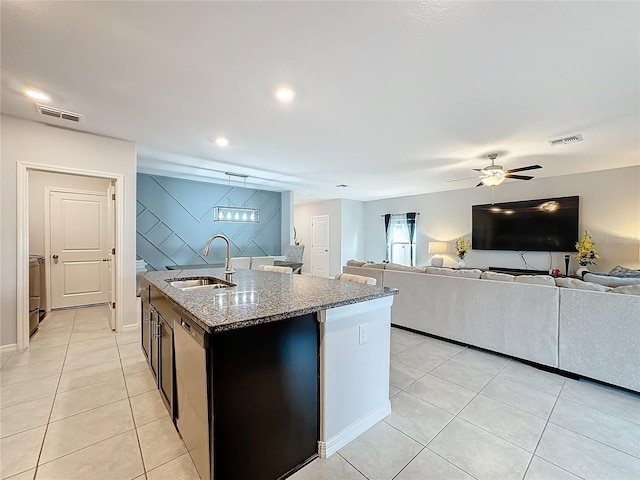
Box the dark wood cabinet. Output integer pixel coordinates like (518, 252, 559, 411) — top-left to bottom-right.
(210, 313, 319, 480)
(139, 278, 175, 421)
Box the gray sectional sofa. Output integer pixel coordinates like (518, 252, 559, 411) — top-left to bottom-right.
(343, 262, 640, 392)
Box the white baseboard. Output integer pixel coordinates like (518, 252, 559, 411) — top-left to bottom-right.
(0, 343, 18, 354)
(318, 400, 391, 458)
(122, 323, 139, 332)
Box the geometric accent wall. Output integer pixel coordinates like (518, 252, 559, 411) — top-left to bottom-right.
(136, 173, 282, 271)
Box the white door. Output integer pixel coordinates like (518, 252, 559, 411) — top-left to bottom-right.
(311, 215, 330, 277)
(107, 182, 116, 330)
(50, 191, 109, 308)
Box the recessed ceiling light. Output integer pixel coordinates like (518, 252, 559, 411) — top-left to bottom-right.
(24, 89, 50, 101)
(275, 86, 295, 103)
(214, 136, 229, 147)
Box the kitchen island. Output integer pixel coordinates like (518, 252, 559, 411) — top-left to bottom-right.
(139, 268, 397, 480)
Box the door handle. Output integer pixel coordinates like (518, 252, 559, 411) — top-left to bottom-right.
(102, 258, 109, 262)
(52, 254, 59, 259)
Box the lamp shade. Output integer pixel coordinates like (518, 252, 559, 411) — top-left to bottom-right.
(428, 242, 448, 254)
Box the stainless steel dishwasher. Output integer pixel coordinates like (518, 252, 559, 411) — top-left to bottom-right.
(173, 313, 210, 480)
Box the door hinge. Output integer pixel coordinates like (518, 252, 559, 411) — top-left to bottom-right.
(111, 302, 116, 309)
(111, 247, 115, 255)
(111, 193, 116, 201)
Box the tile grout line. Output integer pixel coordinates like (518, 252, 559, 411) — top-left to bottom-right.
(336, 451, 373, 480)
(522, 378, 567, 479)
(33, 310, 146, 476)
(545, 418, 640, 460)
(32, 308, 78, 480)
(387, 332, 504, 480)
(121, 350, 150, 480)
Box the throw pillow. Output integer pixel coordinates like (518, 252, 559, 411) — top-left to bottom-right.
(555, 277, 612, 292)
(514, 275, 556, 286)
(583, 273, 640, 287)
(608, 265, 640, 276)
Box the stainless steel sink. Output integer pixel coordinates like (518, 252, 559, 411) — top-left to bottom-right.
(167, 276, 236, 290)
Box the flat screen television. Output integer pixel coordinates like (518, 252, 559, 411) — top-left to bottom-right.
(472, 196, 579, 252)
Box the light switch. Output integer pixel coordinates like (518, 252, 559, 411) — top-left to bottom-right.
(358, 324, 368, 345)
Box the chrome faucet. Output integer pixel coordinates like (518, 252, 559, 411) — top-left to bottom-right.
(201, 234, 235, 275)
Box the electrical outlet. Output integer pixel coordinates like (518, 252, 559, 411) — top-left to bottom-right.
(358, 324, 368, 345)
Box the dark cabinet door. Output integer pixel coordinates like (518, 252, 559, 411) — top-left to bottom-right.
(159, 314, 175, 419)
(150, 309, 160, 385)
(211, 313, 319, 480)
(140, 298, 152, 363)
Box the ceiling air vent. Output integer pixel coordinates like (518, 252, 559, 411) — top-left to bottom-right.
(548, 134, 583, 147)
(35, 104, 83, 123)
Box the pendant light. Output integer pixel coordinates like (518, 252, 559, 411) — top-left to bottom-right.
(213, 172, 260, 223)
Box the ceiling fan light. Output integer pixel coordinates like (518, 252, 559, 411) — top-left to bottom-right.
(482, 175, 505, 186)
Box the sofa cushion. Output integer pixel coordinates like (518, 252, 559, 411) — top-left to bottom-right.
(426, 266, 453, 276)
(611, 285, 640, 296)
(514, 275, 556, 286)
(426, 267, 481, 278)
(346, 259, 366, 267)
(363, 262, 387, 269)
(480, 271, 515, 282)
(608, 265, 640, 276)
(450, 269, 482, 279)
(583, 272, 640, 287)
(555, 277, 612, 292)
(385, 262, 426, 273)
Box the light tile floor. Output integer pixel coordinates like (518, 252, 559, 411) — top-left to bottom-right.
(2, 307, 639, 480)
(1, 306, 199, 480)
(293, 328, 640, 480)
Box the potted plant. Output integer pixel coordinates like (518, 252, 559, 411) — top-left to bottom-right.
(455, 236, 472, 268)
(575, 230, 599, 276)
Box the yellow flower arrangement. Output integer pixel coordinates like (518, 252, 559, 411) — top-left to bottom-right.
(575, 230, 599, 266)
(455, 236, 472, 260)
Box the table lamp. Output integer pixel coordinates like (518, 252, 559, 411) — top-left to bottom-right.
(428, 242, 447, 267)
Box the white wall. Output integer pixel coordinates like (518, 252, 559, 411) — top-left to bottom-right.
(294, 198, 367, 277)
(281, 190, 294, 253)
(294, 199, 342, 277)
(29, 171, 111, 254)
(364, 166, 640, 274)
(1, 115, 137, 347)
(340, 199, 365, 267)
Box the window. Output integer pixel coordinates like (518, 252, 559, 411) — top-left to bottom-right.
(384, 213, 417, 266)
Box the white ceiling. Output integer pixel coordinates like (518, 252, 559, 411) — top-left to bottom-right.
(2, 1, 638, 204)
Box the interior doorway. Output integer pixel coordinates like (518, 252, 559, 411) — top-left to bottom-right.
(47, 189, 110, 309)
(16, 162, 124, 350)
(311, 215, 330, 277)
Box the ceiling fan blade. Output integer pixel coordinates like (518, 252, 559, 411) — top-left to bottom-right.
(506, 164, 542, 173)
(447, 176, 480, 182)
(506, 174, 534, 180)
(472, 168, 483, 172)
(475, 181, 485, 187)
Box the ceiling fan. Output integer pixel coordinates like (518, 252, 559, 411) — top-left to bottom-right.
(449, 154, 542, 187)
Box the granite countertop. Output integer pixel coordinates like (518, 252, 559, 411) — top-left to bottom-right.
(141, 268, 397, 333)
